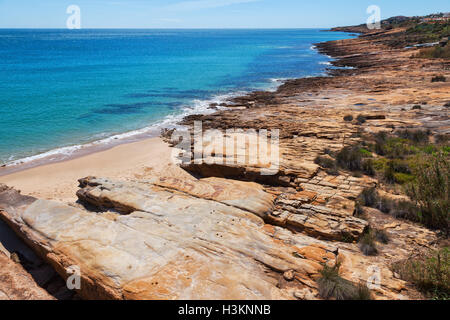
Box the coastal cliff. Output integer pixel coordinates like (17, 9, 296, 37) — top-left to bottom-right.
(0, 22, 449, 300)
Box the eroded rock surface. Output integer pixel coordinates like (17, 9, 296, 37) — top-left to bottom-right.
(0, 252, 54, 300)
(0, 177, 411, 300)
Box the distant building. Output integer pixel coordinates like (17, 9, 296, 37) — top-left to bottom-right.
(421, 12, 450, 22)
(422, 16, 450, 23)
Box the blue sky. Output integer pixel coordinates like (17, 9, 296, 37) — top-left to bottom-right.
(0, 0, 448, 28)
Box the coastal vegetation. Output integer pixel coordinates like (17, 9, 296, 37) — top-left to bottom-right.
(317, 262, 372, 300)
(358, 228, 378, 256)
(415, 44, 450, 59)
(343, 115, 353, 122)
(392, 248, 449, 300)
(318, 128, 449, 233)
(431, 75, 447, 82)
(405, 21, 450, 43)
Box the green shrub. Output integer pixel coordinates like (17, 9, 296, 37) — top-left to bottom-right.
(359, 229, 378, 256)
(406, 152, 449, 233)
(356, 187, 392, 213)
(391, 248, 449, 299)
(431, 75, 446, 82)
(435, 134, 449, 144)
(361, 159, 375, 176)
(314, 155, 336, 169)
(375, 229, 390, 244)
(372, 158, 389, 171)
(394, 172, 415, 184)
(356, 115, 367, 124)
(354, 282, 373, 300)
(422, 145, 438, 154)
(396, 129, 430, 144)
(356, 188, 419, 221)
(383, 162, 397, 184)
(373, 134, 414, 159)
(382, 159, 414, 184)
(336, 145, 374, 175)
(336, 146, 362, 171)
(389, 200, 420, 222)
(412, 105, 422, 110)
(317, 262, 372, 300)
(358, 187, 379, 207)
(359, 148, 372, 157)
(314, 155, 339, 176)
(343, 115, 354, 122)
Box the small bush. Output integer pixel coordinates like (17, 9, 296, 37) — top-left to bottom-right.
(383, 159, 414, 184)
(359, 229, 378, 256)
(431, 75, 446, 83)
(394, 172, 415, 184)
(314, 156, 335, 169)
(444, 102, 450, 108)
(435, 134, 449, 144)
(314, 155, 339, 175)
(336, 146, 362, 171)
(412, 105, 422, 110)
(414, 43, 450, 60)
(358, 187, 379, 207)
(317, 262, 372, 300)
(356, 188, 419, 221)
(361, 159, 375, 176)
(389, 200, 420, 222)
(383, 162, 397, 184)
(356, 115, 367, 124)
(373, 133, 415, 159)
(392, 248, 449, 299)
(343, 115, 354, 122)
(396, 129, 430, 144)
(405, 152, 449, 233)
(375, 229, 390, 244)
(354, 282, 373, 300)
(357, 187, 392, 214)
(336, 145, 374, 175)
(377, 197, 396, 214)
(359, 148, 372, 157)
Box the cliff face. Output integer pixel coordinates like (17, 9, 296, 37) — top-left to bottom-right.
(0, 26, 448, 300)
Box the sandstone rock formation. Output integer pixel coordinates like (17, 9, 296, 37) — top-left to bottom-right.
(0, 176, 413, 300)
(0, 251, 54, 300)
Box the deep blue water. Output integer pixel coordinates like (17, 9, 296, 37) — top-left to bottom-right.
(0, 29, 351, 164)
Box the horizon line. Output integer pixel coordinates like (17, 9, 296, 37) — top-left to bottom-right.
(0, 27, 338, 30)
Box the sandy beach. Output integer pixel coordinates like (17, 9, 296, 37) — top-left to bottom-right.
(0, 137, 188, 202)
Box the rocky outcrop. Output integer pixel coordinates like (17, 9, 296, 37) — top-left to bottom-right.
(0, 177, 412, 300)
(0, 251, 54, 300)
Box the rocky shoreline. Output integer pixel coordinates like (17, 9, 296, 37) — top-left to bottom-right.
(0, 27, 449, 300)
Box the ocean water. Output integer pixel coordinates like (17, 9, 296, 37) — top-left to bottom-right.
(0, 29, 351, 165)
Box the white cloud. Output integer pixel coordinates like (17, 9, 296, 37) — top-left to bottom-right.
(166, 0, 262, 11)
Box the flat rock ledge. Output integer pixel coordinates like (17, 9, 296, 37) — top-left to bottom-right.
(1, 178, 408, 300)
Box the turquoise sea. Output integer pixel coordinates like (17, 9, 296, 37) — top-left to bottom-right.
(0, 29, 351, 165)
